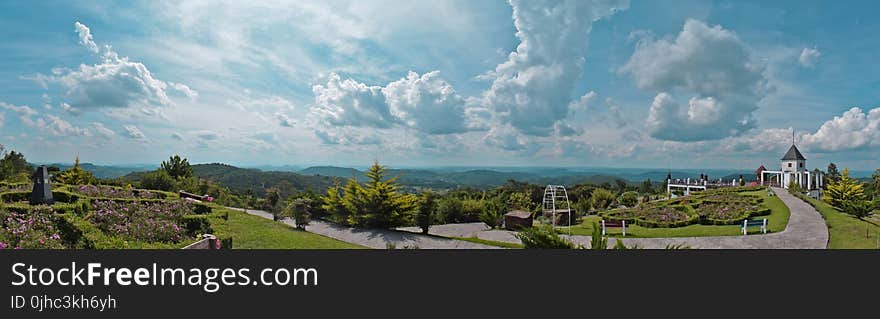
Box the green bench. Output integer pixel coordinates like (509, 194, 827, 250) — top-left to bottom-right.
(741, 218, 767, 235)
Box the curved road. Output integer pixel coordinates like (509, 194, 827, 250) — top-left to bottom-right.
(226, 207, 500, 249)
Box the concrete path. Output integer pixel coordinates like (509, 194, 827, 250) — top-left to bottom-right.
(226, 208, 499, 249)
(567, 187, 829, 249)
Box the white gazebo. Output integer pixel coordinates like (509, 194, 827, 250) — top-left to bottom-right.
(758, 144, 823, 193)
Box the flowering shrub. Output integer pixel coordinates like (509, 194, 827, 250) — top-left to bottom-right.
(88, 200, 193, 243)
(606, 206, 694, 227)
(75, 185, 158, 199)
(0, 206, 65, 249)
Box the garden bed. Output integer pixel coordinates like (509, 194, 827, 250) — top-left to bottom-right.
(601, 186, 773, 228)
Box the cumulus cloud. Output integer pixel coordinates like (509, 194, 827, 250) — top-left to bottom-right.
(74, 21, 99, 53)
(621, 19, 768, 141)
(122, 125, 146, 140)
(36, 22, 195, 112)
(309, 71, 472, 144)
(801, 107, 880, 151)
(799, 47, 821, 68)
(478, 0, 629, 136)
(311, 72, 393, 129)
(383, 71, 468, 134)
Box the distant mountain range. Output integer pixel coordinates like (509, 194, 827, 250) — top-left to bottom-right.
(40, 161, 874, 194)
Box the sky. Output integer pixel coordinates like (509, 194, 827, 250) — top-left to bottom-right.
(0, 0, 878, 171)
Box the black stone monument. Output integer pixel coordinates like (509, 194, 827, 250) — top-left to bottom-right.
(29, 165, 54, 205)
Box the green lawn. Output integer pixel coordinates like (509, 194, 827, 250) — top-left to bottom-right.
(555, 189, 790, 238)
(210, 207, 365, 249)
(451, 236, 524, 249)
(798, 196, 880, 249)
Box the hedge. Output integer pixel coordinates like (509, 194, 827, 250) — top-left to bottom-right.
(0, 191, 29, 202)
(182, 215, 213, 236)
(55, 213, 187, 249)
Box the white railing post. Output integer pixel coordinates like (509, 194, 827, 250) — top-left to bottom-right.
(742, 219, 747, 235)
(601, 220, 606, 236)
(622, 220, 626, 237)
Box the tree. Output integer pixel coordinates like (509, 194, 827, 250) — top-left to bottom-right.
(826, 163, 840, 184)
(617, 191, 639, 208)
(591, 188, 616, 210)
(0, 147, 32, 182)
(871, 168, 880, 199)
(437, 196, 464, 224)
(505, 191, 533, 211)
(161, 155, 194, 179)
(358, 162, 416, 228)
(840, 200, 873, 220)
(480, 197, 504, 229)
(140, 169, 176, 191)
(590, 222, 608, 250)
(614, 179, 628, 192)
(825, 168, 864, 208)
(416, 191, 438, 234)
(264, 187, 283, 221)
(320, 182, 349, 225)
(639, 179, 653, 194)
(284, 198, 312, 230)
(323, 161, 416, 229)
(787, 179, 803, 194)
(54, 157, 95, 185)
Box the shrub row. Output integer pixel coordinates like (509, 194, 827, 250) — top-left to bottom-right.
(55, 213, 184, 249)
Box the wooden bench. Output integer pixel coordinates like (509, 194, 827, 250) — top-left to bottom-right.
(601, 220, 627, 236)
(742, 218, 767, 235)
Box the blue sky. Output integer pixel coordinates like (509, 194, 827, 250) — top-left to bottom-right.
(1, 0, 878, 171)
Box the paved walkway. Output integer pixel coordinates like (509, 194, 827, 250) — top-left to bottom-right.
(227, 208, 499, 249)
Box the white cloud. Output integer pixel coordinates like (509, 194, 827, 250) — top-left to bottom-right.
(277, 113, 296, 127)
(798, 47, 821, 68)
(74, 21, 99, 53)
(621, 19, 768, 141)
(37, 22, 196, 113)
(478, 0, 629, 136)
(40, 115, 90, 137)
(171, 132, 184, 140)
(801, 107, 880, 151)
(122, 125, 146, 140)
(92, 122, 115, 138)
(311, 72, 393, 129)
(309, 71, 472, 143)
(383, 71, 467, 134)
(568, 91, 597, 113)
(1, 102, 38, 117)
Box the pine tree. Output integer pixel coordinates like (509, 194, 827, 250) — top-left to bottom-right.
(320, 181, 349, 225)
(825, 168, 864, 208)
(357, 161, 416, 228)
(416, 191, 437, 234)
(826, 163, 841, 183)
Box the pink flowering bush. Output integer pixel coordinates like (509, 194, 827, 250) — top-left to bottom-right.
(75, 185, 158, 199)
(88, 200, 193, 243)
(0, 206, 65, 249)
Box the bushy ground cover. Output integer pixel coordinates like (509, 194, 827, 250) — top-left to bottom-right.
(0, 206, 65, 249)
(74, 184, 161, 199)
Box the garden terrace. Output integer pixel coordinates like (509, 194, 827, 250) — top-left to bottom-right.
(565, 187, 790, 238)
(601, 187, 772, 228)
(72, 184, 167, 200)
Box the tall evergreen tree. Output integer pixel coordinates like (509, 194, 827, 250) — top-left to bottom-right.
(161, 155, 194, 179)
(825, 168, 864, 208)
(826, 163, 841, 183)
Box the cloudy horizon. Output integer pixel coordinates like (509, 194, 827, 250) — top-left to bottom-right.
(1, 0, 878, 171)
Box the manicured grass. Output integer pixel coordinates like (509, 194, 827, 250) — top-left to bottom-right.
(451, 236, 524, 249)
(798, 196, 880, 249)
(210, 207, 365, 249)
(556, 189, 790, 238)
